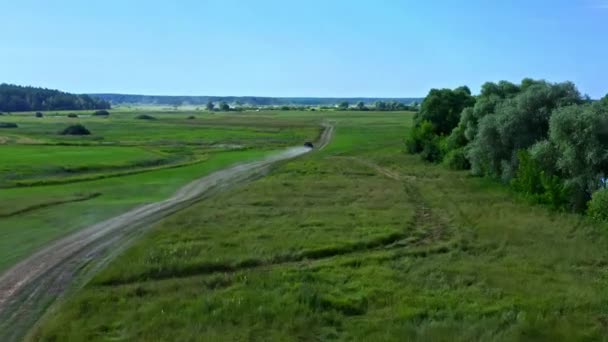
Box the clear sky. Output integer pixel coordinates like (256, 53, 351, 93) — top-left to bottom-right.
(1, 0, 607, 98)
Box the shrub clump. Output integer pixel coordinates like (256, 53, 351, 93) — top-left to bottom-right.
(60, 124, 91, 135)
(67, 113, 78, 118)
(405, 120, 443, 162)
(443, 148, 470, 170)
(588, 188, 608, 222)
(135, 114, 156, 120)
(35, 112, 44, 118)
(187, 115, 196, 120)
(0, 122, 18, 128)
(92, 110, 110, 116)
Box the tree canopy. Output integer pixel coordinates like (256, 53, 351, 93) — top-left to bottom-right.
(415, 86, 475, 135)
(405, 78, 608, 215)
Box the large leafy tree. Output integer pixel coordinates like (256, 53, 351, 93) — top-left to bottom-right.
(467, 81, 581, 179)
(447, 81, 521, 151)
(547, 102, 608, 210)
(415, 86, 475, 135)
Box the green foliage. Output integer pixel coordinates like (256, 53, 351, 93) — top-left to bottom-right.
(67, 113, 78, 118)
(0, 122, 18, 128)
(135, 114, 157, 120)
(60, 124, 91, 135)
(468, 80, 581, 180)
(338, 101, 349, 110)
(35, 112, 43, 118)
(92, 110, 110, 116)
(356, 101, 367, 111)
(587, 189, 608, 221)
(415, 86, 475, 135)
(0, 83, 110, 112)
(205, 101, 215, 111)
(548, 102, 608, 211)
(219, 102, 230, 111)
(371, 101, 413, 111)
(511, 150, 568, 210)
(443, 147, 470, 170)
(406, 121, 443, 162)
(447, 81, 521, 152)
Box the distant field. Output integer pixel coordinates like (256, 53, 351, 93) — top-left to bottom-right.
(33, 110, 608, 341)
(0, 145, 164, 186)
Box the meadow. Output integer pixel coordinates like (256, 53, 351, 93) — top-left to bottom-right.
(0, 110, 319, 272)
(30, 110, 608, 341)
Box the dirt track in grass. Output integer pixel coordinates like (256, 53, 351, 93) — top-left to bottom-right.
(0, 124, 333, 342)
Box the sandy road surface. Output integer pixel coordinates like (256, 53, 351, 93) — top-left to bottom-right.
(0, 124, 333, 341)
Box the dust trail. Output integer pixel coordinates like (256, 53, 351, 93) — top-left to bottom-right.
(0, 124, 333, 342)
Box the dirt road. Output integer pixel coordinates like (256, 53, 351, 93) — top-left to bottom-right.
(0, 124, 333, 341)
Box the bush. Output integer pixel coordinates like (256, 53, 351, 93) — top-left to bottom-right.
(135, 114, 156, 120)
(67, 113, 78, 118)
(187, 115, 196, 120)
(406, 121, 443, 162)
(0, 122, 18, 128)
(443, 148, 470, 170)
(92, 110, 110, 116)
(35, 112, 43, 118)
(588, 188, 608, 221)
(60, 124, 91, 135)
(511, 150, 568, 209)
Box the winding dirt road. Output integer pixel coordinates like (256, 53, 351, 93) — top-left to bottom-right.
(0, 124, 333, 341)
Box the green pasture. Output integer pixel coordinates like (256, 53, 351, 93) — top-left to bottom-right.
(32, 110, 608, 341)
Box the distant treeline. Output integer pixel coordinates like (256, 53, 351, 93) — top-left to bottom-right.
(90, 93, 423, 107)
(0, 84, 111, 112)
(407, 78, 608, 219)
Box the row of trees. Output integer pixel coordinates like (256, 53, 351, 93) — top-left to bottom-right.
(205, 101, 231, 111)
(407, 79, 608, 216)
(338, 101, 418, 111)
(202, 100, 418, 112)
(0, 84, 111, 112)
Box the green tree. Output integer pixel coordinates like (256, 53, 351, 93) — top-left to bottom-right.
(338, 101, 349, 110)
(547, 102, 608, 210)
(468, 80, 581, 180)
(219, 102, 230, 111)
(206, 101, 215, 111)
(415, 86, 475, 136)
(356, 101, 367, 111)
(405, 120, 443, 162)
(375, 101, 387, 111)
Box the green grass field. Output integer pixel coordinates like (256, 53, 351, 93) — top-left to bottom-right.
(30, 110, 608, 341)
(0, 110, 320, 273)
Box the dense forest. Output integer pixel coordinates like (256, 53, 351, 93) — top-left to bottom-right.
(407, 79, 608, 220)
(0, 84, 110, 112)
(91, 93, 422, 107)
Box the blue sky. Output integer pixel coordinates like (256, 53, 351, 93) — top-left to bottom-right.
(1, 0, 607, 97)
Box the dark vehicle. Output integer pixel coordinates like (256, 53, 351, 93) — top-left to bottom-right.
(304, 142, 314, 148)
